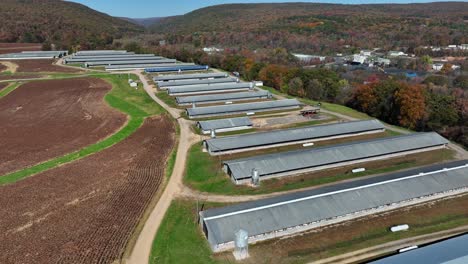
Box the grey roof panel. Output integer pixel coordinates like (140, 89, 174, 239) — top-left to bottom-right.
(65, 55, 160, 63)
(176, 91, 270, 105)
(198, 117, 253, 131)
(186, 99, 302, 118)
(154, 73, 228, 81)
(158, 77, 237, 87)
(86, 59, 177, 66)
(205, 120, 385, 153)
(224, 132, 449, 180)
(105, 63, 194, 70)
(168, 82, 252, 95)
(201, 161, 468, 247)
(370, 234, 468, 264)
(75, 50, 130, 55)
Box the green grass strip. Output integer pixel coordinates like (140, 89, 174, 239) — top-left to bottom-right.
(150, 200, 219, 264)
(0, 73, 164, 185)
(0, 82, 21, 98)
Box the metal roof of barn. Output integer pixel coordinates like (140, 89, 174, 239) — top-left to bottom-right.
(186, 99, 301, 117)
(205, 120, 384, 153)
(201, 160, 468, 247)
(158, 77, 238, 88)
(197, 117, 253, 131)
(145, 65, 209, 73)
(105, 63, 194, 70)
(65, 55, 159, 63)
(168, 82, 252, 95)
(370, 233, 468, 264)
(176, 91, 270, 105)
(75, 50, 130, 55)
(86, 59, 177, 66)
(154, 72, 228, 81)
(0, 51, 66, 59)
(223, 132, 449, 181)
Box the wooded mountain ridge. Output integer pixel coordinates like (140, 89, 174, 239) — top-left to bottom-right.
(149, 2, 468, 53)
(0, 0, 144, 49)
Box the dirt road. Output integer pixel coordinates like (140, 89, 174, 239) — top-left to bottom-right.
(125, 71, 200, 264)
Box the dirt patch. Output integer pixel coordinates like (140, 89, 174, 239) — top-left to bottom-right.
(0, 61, 18, 73)
(14, 59, 82, 73)
(216, 193, 468, 264)
(0, 78, 127, 175)
(0, 43, 41, 54)
(0, 116, 175, 264)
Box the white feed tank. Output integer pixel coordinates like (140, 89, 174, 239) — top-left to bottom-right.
(391, 224, 409, 232)
(233, 229, 249, 260)
(251, 168, 260, 186)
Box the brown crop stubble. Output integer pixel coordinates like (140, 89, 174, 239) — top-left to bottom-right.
(14, 59, 82, 73)
(0, 78, 127, 175)
(0, 116, 175, 264)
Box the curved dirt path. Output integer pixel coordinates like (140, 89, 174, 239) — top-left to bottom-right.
(125, 71, 201, 264)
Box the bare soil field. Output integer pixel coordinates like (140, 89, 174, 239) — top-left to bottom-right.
(14, 59, 82, 73)
(0, 82, 8, 90)
(0, 74, 42, 80)
(0, 116, 175, 264)
(0, 63, 6, 72)
(0, 78, 126, 175)
(216, 193, 468, 264)
(0, 43, 41, 54)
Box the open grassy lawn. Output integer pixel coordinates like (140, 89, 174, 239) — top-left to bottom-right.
(150, 199, 221, 264)
(151, 194, 468, 264)
(184, 136, 456, 195)
(0, 74, 165, 185)
(155, 90, 178, 108)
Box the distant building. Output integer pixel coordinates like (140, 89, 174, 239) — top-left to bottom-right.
(388, 51, 406, 57)
(432, 63, 444, 71)
(292, 53, 326, 62)
(203, 47, 223, 54)
(352, 54, 367, 64)
(360, 50, 372, 56)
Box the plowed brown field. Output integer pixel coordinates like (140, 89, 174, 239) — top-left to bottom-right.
(0, 78, 126, 175)
(0, 82, 8, 90)
(0, 43, 41, 54)
(0, 63, 6, 72)
(14, 59, 82, 73)
(0, 116, 175, 264)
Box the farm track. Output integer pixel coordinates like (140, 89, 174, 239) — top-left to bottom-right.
(0, 116, 175, 264)
(0, 77, 127, 175)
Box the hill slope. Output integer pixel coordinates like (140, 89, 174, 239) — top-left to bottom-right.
(150, 2, 468, 53)
(120, 17, 165, 28)
(0, 0, 144, 49)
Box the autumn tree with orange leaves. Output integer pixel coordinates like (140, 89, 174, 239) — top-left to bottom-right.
(394, 83, 426, 129)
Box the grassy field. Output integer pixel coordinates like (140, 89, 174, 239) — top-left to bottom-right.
(184, 138, 455, 195)
(150, 199, 220, 264)
(151, 194, 468, 264)
(0, 74, 165, 185)
(155, 90, 178, 108)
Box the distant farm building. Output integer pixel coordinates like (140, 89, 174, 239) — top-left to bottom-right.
(203, 120, 385, 155)
(186, 99, 302, 119)
(197, 117, 253, 134)
(176, 91, 271, 106)
(0, 51, 68, 60)
(200, 160, 468, 252)
(223, 132, 448, 184)
(154, 72, 228, 82)
(167, 82, 254, 96)
(157, 77, 238, 89)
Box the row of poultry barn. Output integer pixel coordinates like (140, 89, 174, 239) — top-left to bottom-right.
(153, 63, 467, 254)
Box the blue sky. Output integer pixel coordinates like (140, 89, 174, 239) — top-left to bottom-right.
(68, 0, 459, 18)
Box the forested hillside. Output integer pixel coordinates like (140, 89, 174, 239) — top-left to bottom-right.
(150, 2, 468, 53)
(0, 0, 144, 49)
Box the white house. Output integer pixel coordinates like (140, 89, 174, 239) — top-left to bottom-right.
(203, 47, 223, 54)
(388, 51, 406, 57)
(352, 54, 367, 64)
(432, 63, 444, 71)
(360, 50, 372, 56)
